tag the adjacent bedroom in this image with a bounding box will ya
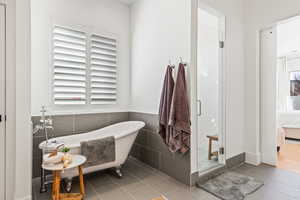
[277,16,300,173]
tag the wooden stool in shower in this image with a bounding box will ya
[207,135,219,160]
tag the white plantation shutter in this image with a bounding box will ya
[52,26,87,105]
[90,34,117,104]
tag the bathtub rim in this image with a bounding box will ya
[39,121,145,150]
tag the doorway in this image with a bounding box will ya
[260,16,300,173]
[276,17,300,173]
[197,6,226,173]
[0,3,6,200]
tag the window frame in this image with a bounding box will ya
[50,23,119,108]
[289,70,300,96]
[284,55,300,112]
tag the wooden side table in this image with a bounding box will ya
[42,155,86,200]
[207,135,219,160]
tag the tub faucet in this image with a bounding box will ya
[33,106,53,144]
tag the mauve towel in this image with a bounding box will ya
[168,63,191,153]
[159,66,175,146]
[81,136,115,168]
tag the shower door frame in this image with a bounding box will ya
[195,2,227,172]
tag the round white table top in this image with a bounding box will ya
[42,154,86,171]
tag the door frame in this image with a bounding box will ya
[0,0,17,199]
[195,2,227,171]
[259,26,278,166]
[0,3,6,200]
[259,15,300,166]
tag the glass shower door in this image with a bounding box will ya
[197,8,225,172]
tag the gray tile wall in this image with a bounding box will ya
[32,112,129,178]
[225,152,245,169]
[32,111,191,185]
[129,112,191,185]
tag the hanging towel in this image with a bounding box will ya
[168,63,191,153]
[159,66,175,146]
[81,136,115,168]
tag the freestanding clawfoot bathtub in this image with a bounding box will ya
[39,121,145,191]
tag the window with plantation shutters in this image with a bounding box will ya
[90,34,117,104]
[53,26,87,105]
[52,25,118,106]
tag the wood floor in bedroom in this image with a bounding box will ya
[277,142,300,174]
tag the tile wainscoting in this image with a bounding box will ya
[129,112,191,185]
[31,112,129,178]
[31,112,191,185]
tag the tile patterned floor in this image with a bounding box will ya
[232,164,300,200]
[33,157,300,200]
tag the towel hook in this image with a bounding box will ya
[169,59,175,69]
[179,57,187,66]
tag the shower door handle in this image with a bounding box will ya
[197,100,202,116]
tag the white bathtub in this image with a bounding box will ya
[40,121,145,179]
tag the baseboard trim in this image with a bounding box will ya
[15,195,32,200]
[245,152,261,166]
[192,153,246,185]
[226,152,245,169]
[195,165,227,185]
[190,171,199,186]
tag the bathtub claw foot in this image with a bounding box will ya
[115,166,123,178]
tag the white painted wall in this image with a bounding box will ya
[118,0,137,5]
[130,0,245,173]
[244,0,300,165]
[31,0,131,116]
[15,0,32,199]
[130,0,191,114]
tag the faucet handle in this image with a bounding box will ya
[45,118,53,125]
[33,124,42,135]
[45,125,54,130]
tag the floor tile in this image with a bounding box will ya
[126,183,162,200]
[98,187,134,200]
[32,157,300,200]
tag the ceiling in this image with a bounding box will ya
[118,0,137,5]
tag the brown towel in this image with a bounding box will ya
[158,66,175,146]
[168,63,191,153]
